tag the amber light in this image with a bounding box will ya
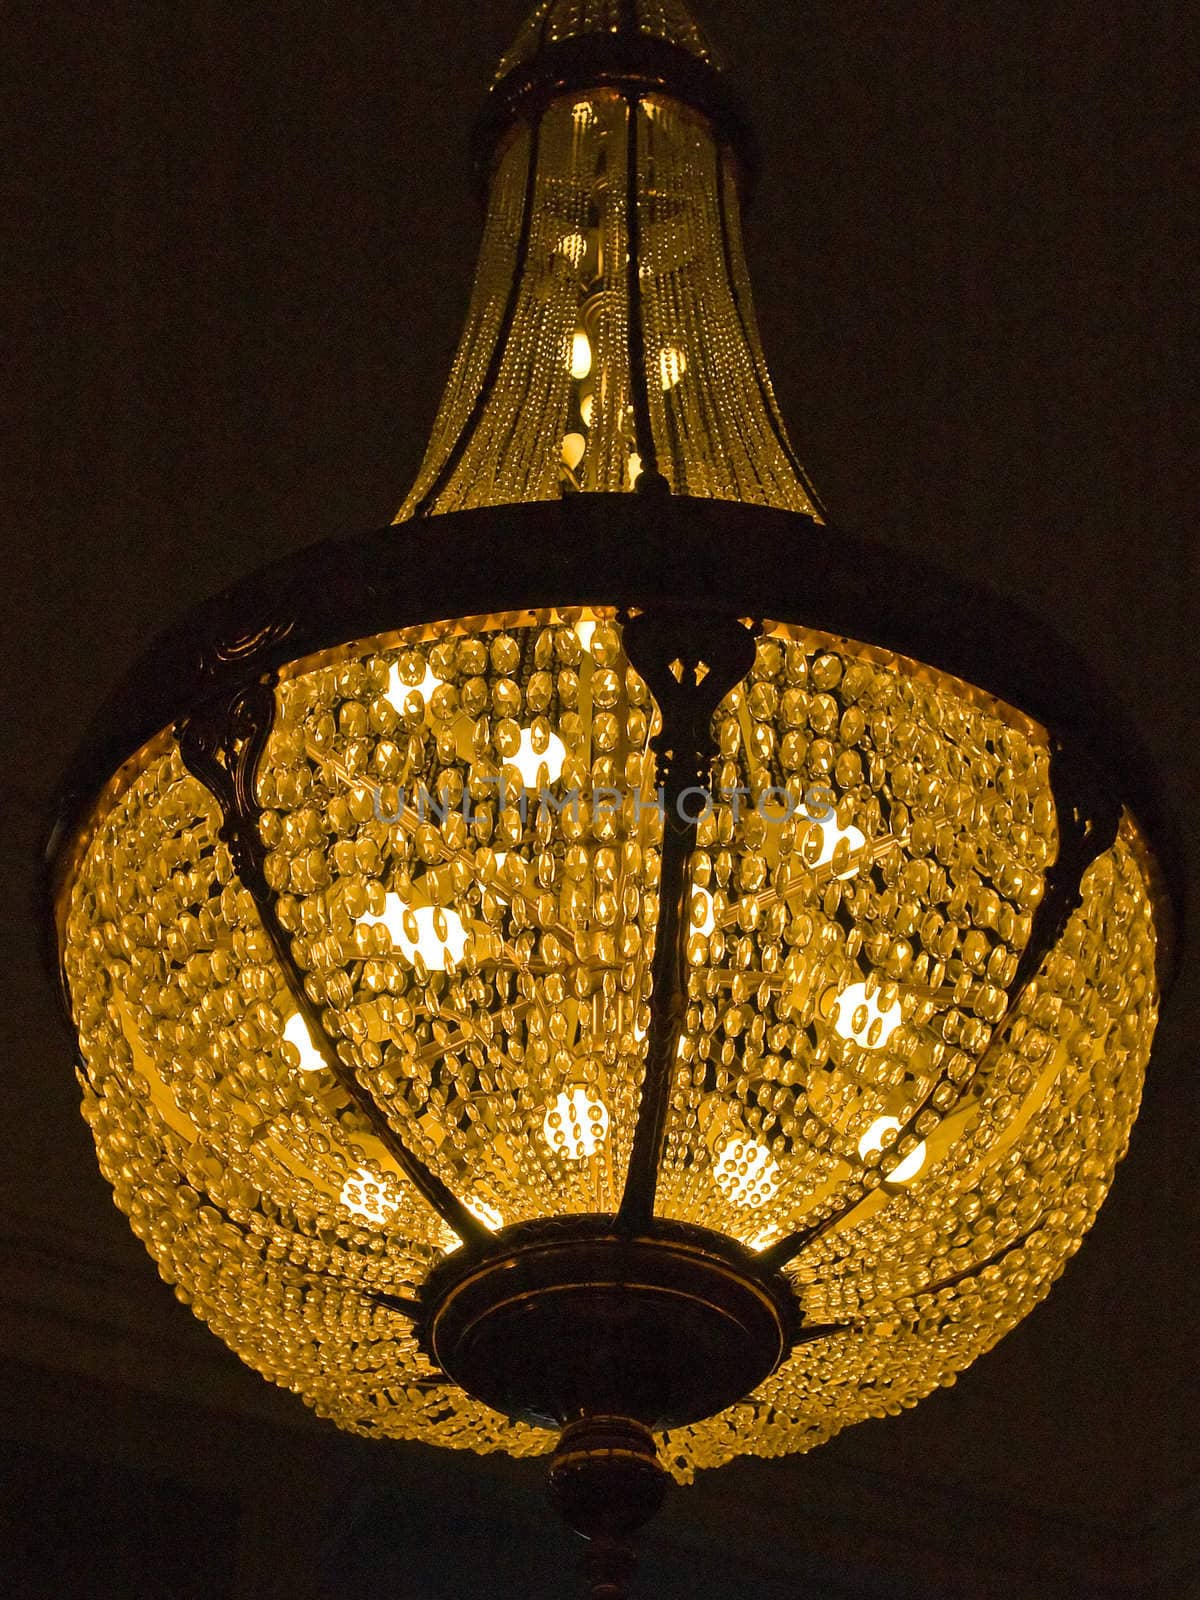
[49,2,1174,1594]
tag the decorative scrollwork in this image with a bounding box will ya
[176,676,277,899]
[210,617,295,667]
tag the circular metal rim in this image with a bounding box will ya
[42,496,1184,990]
[471,34,761,204]
[419,1215,801,1431]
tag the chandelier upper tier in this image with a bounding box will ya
[48,0,1175,1570]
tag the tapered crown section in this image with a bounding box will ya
[396,3,820,521]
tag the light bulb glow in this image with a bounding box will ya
[831,980,903,1049]
[558,231,587,268]
[569,329,592,380]
[747,1225,784,1252]
[562,432,586,471]
[466,1198,504,1230]
[384,659,442,712]
[542,1086,610,1161]
[858,1116,927,1184]
[659,345,687,390]
[283,1012,325,1074]
[691,888,716,938]
[802,815,868,879]
[358,894,468,970]
[510,726,567,789]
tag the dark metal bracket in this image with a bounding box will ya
[43,500,1182,1054]
[615,611,757,1232]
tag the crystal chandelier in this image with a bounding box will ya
[47,2,1176,1593]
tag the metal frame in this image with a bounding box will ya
[44,496,1183,991]
[472,32,761,203]
[420,1214,800,1430]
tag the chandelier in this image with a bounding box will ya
[47,2,1176,1593]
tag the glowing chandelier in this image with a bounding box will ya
[47,3,1177,1594]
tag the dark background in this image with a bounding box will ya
[3,2,1196,1596]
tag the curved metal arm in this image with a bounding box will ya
[758,741,1122,1274]
[177,677,492,1250]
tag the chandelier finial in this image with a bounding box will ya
[548,1418,668,1600]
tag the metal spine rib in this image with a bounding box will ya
[615,793,693,1231]
[759,752,1120,1275]
[615,612,757,1232]
[177,681,491,1249]
[623,94,665,492]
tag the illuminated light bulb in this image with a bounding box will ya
[712,1137,780,1208]
[340,1167,398,1224]
[558,231,587,268]
[466,1198,504,1231]
[282,1012,325,1074]
[659,345,687,390]
[358,894,468,970]
[542,1086,610,1161]
[575,618,597,654]
[858,1116,927,1185]
[857,1116,898,1158]
[384,659,442,712]
[510,726,567,789]
[628,451,643,487]
[562,432,587,472]
[888,1146,927,1183]
[478,849,516,887]
[691,888,716,938]
[580,393,594,429]
[803,815,868,879]
[831,980,903,1050]
[569,329,592,380]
